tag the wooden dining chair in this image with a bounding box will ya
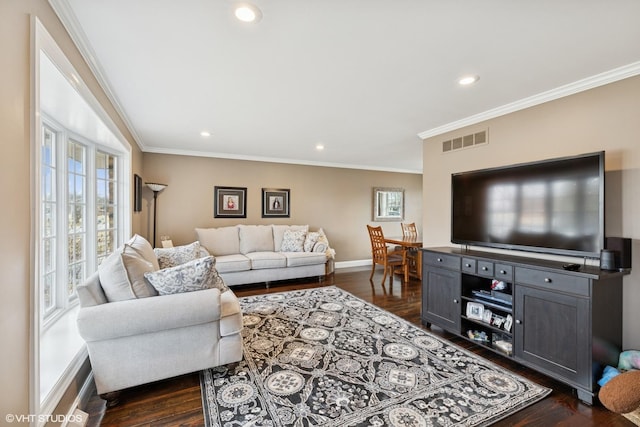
[367,225,407,285]
[401,222,418,238]
[400,222,420,279]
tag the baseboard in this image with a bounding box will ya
[335,259,371,269]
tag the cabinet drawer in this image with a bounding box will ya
[515,267,590,297]
[462,258,476,273]
[477,260,494,277]
[495,263,513,281]
[424,252,460,271]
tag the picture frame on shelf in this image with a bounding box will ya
[262,188,290,218]
[466,302,484,320]
[214,186,247,218]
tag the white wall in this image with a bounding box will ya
[422,75,640,349]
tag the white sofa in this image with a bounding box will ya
[76,235,243,401]
[195,224,334,286]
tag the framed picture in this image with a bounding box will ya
[466,302,484,320]
[214,186,247,218]
[262,188,290,218]
[133,174,142,212]
[372,187,404,221]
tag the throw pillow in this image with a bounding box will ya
[154,241,201,269]
[127,234,160,271]
[144,256,229,295]
[304,231,320,252]
[98,245,158,302]
[273,225,309,251]
[280,229,306,252]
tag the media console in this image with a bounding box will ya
[420,246,627,404]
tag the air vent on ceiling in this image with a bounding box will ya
[442,130,488,153]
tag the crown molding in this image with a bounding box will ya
[418,61,640,140]
[48,0,146,151]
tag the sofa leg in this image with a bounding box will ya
[100,391,121,408]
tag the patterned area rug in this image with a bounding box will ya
[200,286,551,426]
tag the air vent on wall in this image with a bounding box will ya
[442,130,488,153]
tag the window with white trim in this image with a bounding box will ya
[39,120,122,324]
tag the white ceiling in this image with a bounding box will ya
[51,0,640,173]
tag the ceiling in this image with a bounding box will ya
[50,0,640,173]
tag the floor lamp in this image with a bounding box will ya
[146,182,167,248]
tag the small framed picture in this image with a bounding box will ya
[504,314,513,332]
[482,309,493,324]
[466,302,484,320]
[214,186,247,218]
[262,188,290,218]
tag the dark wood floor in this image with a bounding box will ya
[84,268,634,426]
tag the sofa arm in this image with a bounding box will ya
[77,288,223,342]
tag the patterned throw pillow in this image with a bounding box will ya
[154,241,201,269]
[280,229,306,252]
[303,232,320,252]
[144,256,229,295]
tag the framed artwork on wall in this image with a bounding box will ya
[262,188,290,218]
[214,186,247,218]
[372,187,404,221]
[134,174,142,212]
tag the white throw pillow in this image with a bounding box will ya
[280,229,306,252]
[127,234,160,271]
[144,256,229,295]
[98,245,158,302]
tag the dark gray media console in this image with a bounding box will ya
[420,246,627,404]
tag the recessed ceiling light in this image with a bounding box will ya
[200,131,211,137]
[235,3,262,23]
[315,143,325,151]
[458,75,479,86]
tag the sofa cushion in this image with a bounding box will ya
[273,225,309,251]
[196,226,240,256]
[280,229,307,252]
[246,251,287,269]
[98,245,158,302]
[238,225,274,254]
[127,234,160,271]
[154,241,201,269]
[284,251,327,267]
[214,254,252,273]
[144,256,229,295]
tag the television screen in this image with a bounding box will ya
[451,152,604,257]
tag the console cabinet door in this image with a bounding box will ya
[422,267,461,333]
[513,284,591,390]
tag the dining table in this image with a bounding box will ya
[384,235,423,281]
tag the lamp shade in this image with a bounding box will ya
[146,182,167,192]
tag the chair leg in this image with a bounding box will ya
[369,263,376,281]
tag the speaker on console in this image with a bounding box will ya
[604,237,632,271]
[600,250,616,271]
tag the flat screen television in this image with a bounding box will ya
[451,151,605,258]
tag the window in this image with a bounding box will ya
[39,122,122,325]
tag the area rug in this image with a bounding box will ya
[200,286,551,426]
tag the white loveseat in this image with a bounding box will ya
[76,235,243,400]
[195,224,334,286]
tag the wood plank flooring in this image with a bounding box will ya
[83,268,634,426]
